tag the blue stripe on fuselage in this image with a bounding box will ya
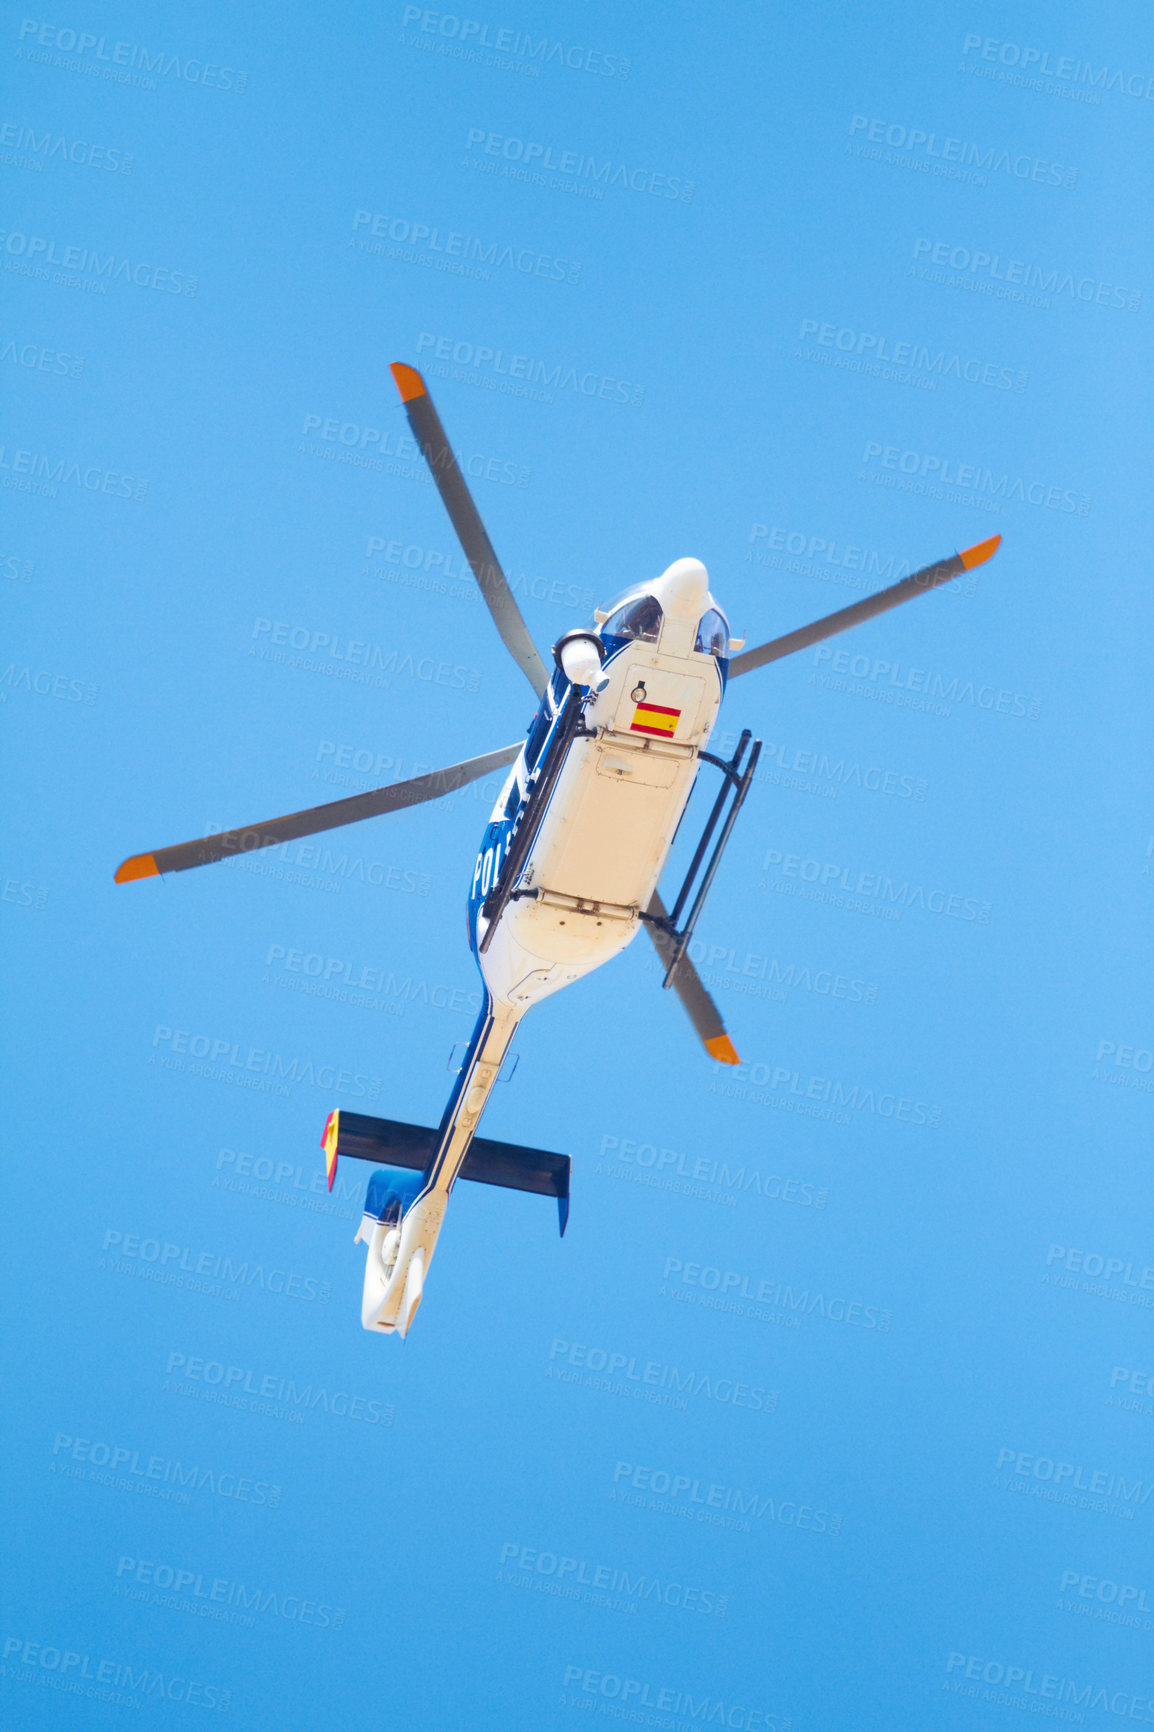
[468,666,569,954]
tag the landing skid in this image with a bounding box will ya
[640,728,762,990]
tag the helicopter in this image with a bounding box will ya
[116,361,1001,1337]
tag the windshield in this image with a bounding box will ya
[601,594,663,643]
[694,608,729,657]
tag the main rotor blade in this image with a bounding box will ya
[729,534,1001,678]
[391,363,549,698]
[643,891,740,1065]
[114,743,522,883]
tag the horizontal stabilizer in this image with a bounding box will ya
[322,1110,570,1235]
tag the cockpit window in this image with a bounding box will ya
[694,608,729,657]
[602,594,663,643]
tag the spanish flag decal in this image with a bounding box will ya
[630,700,681,739]
[322,1110,340,1191]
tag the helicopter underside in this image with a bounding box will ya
[477,647,722,1013]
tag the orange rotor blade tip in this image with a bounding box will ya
[114,852,158,884]
[389,362,427,403]
[705,1033,741,1066]
[959,533,1002,570]
[321,1110,340,1190]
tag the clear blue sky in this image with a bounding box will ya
[4,1,1153,1726]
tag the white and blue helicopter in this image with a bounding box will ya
[117,362,1001,1337]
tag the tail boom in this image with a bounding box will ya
[343,997,525,1333]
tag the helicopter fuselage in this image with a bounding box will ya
[472,624,725,1012]
[356,559,732,1333]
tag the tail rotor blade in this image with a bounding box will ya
[729,535,1001,678]
[114,742,522,882]
[642,891,740,1065]
[391,363,549,698]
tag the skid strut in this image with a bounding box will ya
[640,728,762,990]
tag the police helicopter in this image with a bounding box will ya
[116,362,1000,1338]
